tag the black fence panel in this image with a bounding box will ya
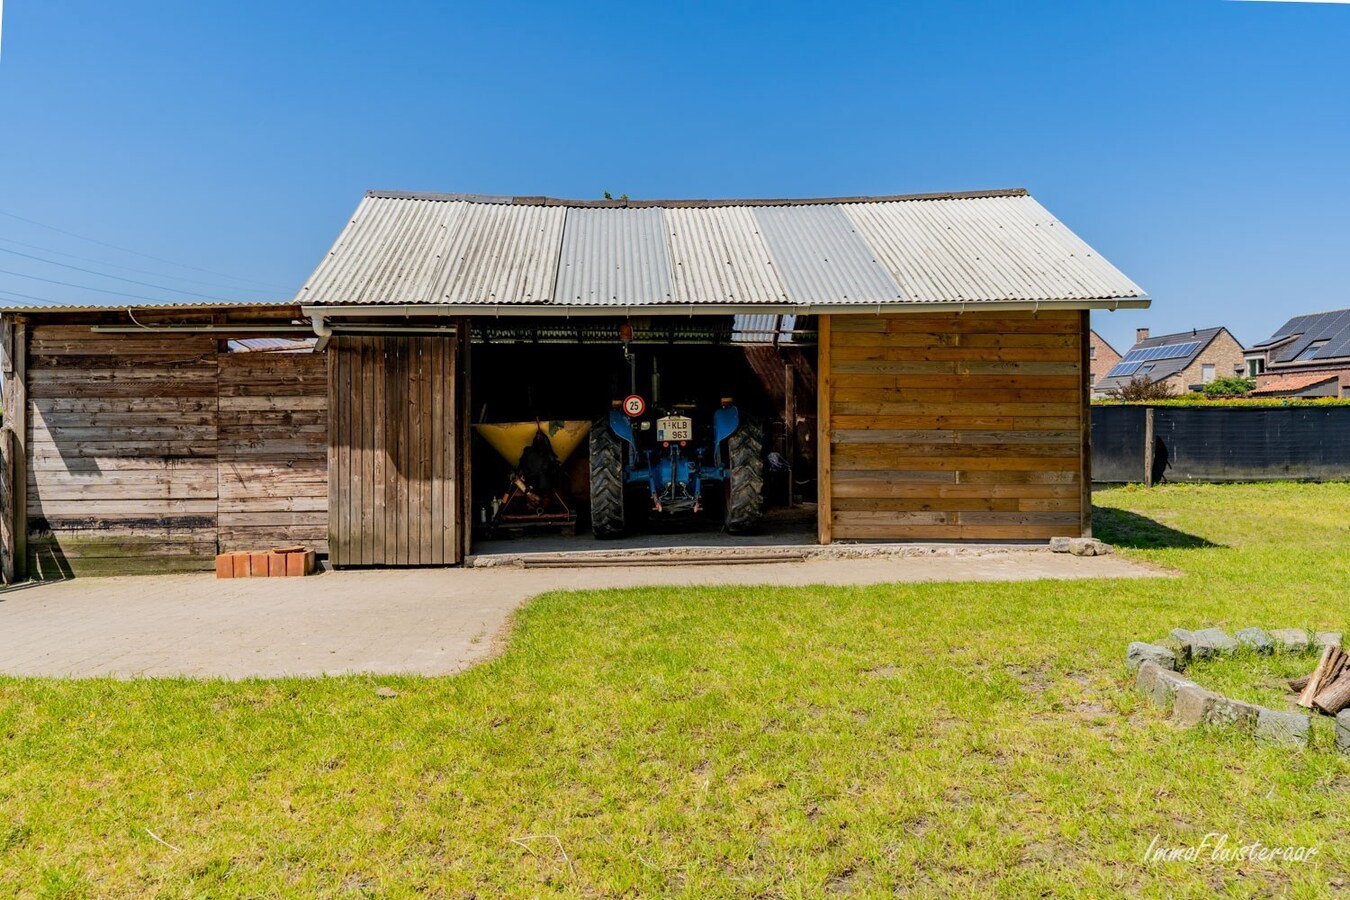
[1090,406,1146,483]
[1092,405,1350,483]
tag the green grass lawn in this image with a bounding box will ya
[2,483,1349,898]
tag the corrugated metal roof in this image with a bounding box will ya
[554,207,674,305]
[752,204,901,303]
[0,187,1149,314]
[664,206,789,304]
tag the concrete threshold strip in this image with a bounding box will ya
[466,540,1072,569]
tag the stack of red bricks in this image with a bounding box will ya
[215,546,317,578]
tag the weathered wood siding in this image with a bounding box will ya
[218,352,329,554]
[23,326,331,576]
[328,335,458,567]
[821,311,1088,541]
[26,326,220,576]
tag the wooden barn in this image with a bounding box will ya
[0,188,1148,579]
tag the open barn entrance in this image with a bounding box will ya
[466,315,818,558]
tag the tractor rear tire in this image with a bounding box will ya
[725,421,764,534]
[589,418,626,539]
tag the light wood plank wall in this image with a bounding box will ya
[24,326,330,576]
[820,311,1089,542]
[26,326,221,576]
[218,352,329,554]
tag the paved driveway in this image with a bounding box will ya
[0,552,1162,679]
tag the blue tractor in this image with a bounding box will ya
[589,400,764,538]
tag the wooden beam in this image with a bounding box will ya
[817,315,832,544]
[1143,406,1156,487]
[1078,311,1092,538]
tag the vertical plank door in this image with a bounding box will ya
[328,335,458,566]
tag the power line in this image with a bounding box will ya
[0,207,293,290]
[0,233,285,294]
[0,265,245,304]
[0,245,250,303]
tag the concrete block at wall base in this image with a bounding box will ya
[1337,710,1350,755]
[1173,684,1221,727]
[1235,627,1274,654]
[1049,537,1072,553]
[1127,642,1178,672]
[1205,696,1260,732]
[1191,627,1238,659]
[1255,708,1311,748]
[1269,629,1310,652]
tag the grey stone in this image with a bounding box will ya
[1127,642,1178,672]
[1255,708,1311,747]
[1151,669,1197,709]
[1173,684,1221,727]
[375,687,399,699]
[1315,632,1343,650]
[1234,627,1274,654]
[1191,627,1238,659]
[1168,628,1196,653]
[1049,536,1071,553]
[1337,710,1350,754]
[1205,696,1260,732]
[1135,660,1163,695]
[1067,538,1098,557]
[1269,628,1310,653]
[1160,637,1192,668]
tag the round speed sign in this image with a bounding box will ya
[622,394,646,417]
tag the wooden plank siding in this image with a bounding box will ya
[22,326,331,577]
[25,326,221,576]
[327,335,458,567]
[217,352,329,554]
[822,311,1088,542]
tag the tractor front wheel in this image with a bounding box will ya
[724,421,764,534]
[589,418,626,539]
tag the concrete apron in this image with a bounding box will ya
[0,551,1166,680]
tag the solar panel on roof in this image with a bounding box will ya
[1120,341,1199,365]
[1107,361,1142,378]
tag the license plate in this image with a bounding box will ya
[656,416,692,442]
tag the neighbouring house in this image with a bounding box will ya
[1088,330,1121,387]
[1093,326,1244,397]
[1245,308,1350,398]
[0,187,1148,579]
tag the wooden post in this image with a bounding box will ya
[1078,311,1092,537]
[816,315,832,545]
[1143,406,1156,487]
[0,317,27,580]
[783,361,796,508]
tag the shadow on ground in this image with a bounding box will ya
[1092,506,1222,550]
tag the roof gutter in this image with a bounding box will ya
[302,297,1150,321]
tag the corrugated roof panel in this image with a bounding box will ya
[846,195,1145,303]
[297,195,468,305]
[436,202,564,304]
[555,207,675,305]
[664,206,789,304]
[752,204,901,304]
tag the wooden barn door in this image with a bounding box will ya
[328,335,458,566]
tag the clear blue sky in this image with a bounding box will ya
[1,1,1346,353]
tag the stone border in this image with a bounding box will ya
[1125,627,1347,751]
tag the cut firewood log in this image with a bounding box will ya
[1289,674,1312,692]
[1298,644,1342,708]
[1313,670,1350,715]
